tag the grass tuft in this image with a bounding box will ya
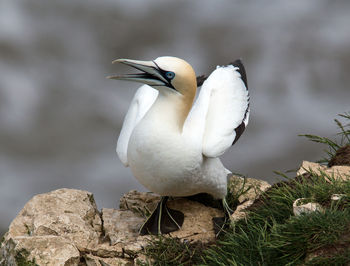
[141,113,350,265]
[299,112,350,164]
[204,173,350,265]
[141,173,350,265]
[137,236,213,266]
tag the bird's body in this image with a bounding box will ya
[109,56,249,234]
[127,97,228,198]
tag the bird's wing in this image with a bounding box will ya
[116,84,158,166]
[184,60,250,158]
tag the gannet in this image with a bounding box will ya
[108,56,250,235]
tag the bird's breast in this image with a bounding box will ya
[126,119,203,196]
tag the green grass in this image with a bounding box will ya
[300,112,350,164]
[137,236,212,265]
[139,173,350,266]
[203,173,350,265]
[140,113,350,265]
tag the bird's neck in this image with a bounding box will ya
[146,89,195,133]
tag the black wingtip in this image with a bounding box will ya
[232,122,246,145]
[196,75,208,87]
[230,59,248,89]
[197,59,248,88]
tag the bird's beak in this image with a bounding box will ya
[107,59,167,86]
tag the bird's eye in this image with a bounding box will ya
[165,71,175,80]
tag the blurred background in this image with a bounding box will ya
[1,0,350,234]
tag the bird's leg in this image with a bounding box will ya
[139,196,184,235]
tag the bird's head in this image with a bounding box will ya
[108,56,197,99]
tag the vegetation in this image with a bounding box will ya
[138,113,350,265]
[139,173,350,265]
[15,249,37,266]
[204,173,350,265]
[300,112,350,165]
[137,237,211,265]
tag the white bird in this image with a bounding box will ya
[108,56,250,235]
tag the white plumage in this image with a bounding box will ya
[113,57,250,200]
[185,65,249,158]
[116,85,158,167]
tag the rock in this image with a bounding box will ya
[0,189,104,265]
[119,190,160,214]
[7,188,102,252]
[228,175,271,221]
[167,198,223,242]
[293,198,323,216]
[83,254,132,266]
[1,235,80,266]
[105,191,223,244]
[101,208,145,246]
[134,253,153,265]
[331,194,346,201]
[297,161,350,181]
[0,188,226,265]
[231,201,254,221]
[98,208,150,258]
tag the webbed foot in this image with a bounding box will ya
[139,196,184,235]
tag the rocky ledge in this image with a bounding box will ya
[2,161,350,265]
[0,175,270,265]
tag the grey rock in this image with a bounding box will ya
[0,188,229,265]
[293,198,323,216]
[297,160,350,181]
[228,175,271,221]
[1,235,80,266]
[7,188,102,252]
[331,194,346,201]
[83,254,132,266]
[105,191,223,245]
